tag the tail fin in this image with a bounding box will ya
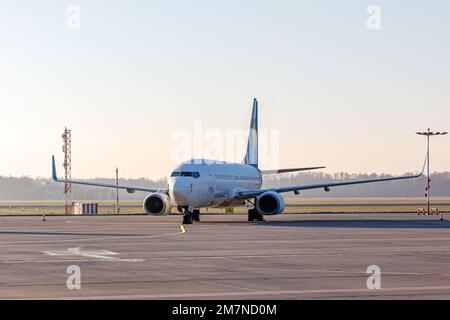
[243,98,258,168]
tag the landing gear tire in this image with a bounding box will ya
[248,209,255,221]
[183,213,193,225]
[192,209,200,222]
[256,211,265,222]
[248,209,265,222]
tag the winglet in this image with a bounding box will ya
[52,155,58,181]
[261,166,326,175]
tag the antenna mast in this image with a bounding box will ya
[62,127,72,215]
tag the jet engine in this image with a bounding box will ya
[143,193,172,216]
[255,191,285,215]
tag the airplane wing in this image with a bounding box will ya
[260,166,326,175]
[51,156,168,194]
[236,161,426,199]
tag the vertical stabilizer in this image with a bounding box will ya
[243,98,258,168]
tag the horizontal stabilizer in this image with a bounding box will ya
[261,166,326,175]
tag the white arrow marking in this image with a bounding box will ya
[42,247,144,262]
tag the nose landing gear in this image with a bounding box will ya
[182,212,193,225]
[182,207,201,225]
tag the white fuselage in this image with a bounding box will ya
[168,159,262,209]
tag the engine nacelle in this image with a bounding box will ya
[143,193,172,216]
[256,191,285,215]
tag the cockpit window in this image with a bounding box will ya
[171,171,200,178]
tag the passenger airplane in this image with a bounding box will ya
[52,99,424,224]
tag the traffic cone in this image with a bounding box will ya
[42,213,46,221]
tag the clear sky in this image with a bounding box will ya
[1,1,449,179]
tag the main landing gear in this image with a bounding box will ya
[181,205,264,224]
[182,208,200,225]
[248,208,265,222]
[247,198,265,222]
[192,209,200,222]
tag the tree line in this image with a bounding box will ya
[0,172,449,200]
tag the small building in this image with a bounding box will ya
[72,202,98,215]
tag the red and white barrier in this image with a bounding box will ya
[72,203,98,215]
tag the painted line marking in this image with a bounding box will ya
[0,258,112,264]
[64,221,179,225]
[0,224,186,245]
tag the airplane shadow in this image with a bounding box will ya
[259,219,450,229]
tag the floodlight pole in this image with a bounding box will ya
[62,127,72,215]
[416,128,448,215]
[116,167,120,214]
[426,130,430,215]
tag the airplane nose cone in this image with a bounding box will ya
[171,179,191,206]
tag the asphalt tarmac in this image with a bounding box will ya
[1,213,450,299]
